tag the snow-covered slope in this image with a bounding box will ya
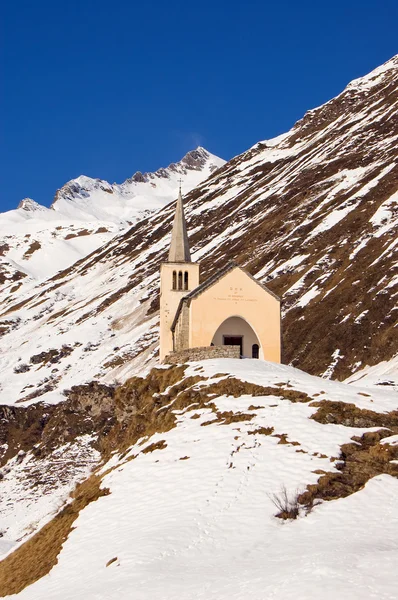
[1,359,397,599]
[0,148,224,286]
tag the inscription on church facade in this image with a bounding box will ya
[214,287,258,302]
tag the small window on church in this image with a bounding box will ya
[252,344,259,359]
[172,271,177,290]
[178,271,183,290]
[184,271,188,290]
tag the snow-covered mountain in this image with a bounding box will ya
[0,55,398,599]
[51,147,224,223]
[0,55,396,412]
[0,147,224,284]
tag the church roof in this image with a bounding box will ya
[171,261,280,332]
[168,187,191,263]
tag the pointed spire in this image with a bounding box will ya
[168,183,191,262]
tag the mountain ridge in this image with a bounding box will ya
[0,147,225,285]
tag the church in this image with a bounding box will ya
[160,188,281,363]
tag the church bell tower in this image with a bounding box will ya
[159,186,200,361]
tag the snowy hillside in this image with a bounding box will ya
[0,55,396,411]
[0,148,224,285]
[1,359,397,598]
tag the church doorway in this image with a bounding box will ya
[223,335,243,356]
[211,316,261,359]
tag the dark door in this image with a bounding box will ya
[223,336,243,356]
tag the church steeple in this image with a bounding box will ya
[168,185,191,263]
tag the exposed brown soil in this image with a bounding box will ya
[23,241,41,258]
[29,345,74,366]
[64,229,91,240]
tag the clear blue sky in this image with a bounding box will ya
[1,0,397,211]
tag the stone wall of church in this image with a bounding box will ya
[164,345,241,364]
[173,302,190,351]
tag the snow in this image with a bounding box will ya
[345,354,398,388]
[381,434,398,446]
[0,436,100,555]
[0,55,397,597]
[0,53,396,420]
[256,254,309,280]
[6,359,398,600]
[295,286,320,308]
[354,310,369,324]
[322,349,342,379]
[370,189,398,237]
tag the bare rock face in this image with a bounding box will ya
[180,147,217,171]
[130,171,146,183]
[16,199,44,212]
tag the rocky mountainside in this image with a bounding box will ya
[0,147,224,285]
[0,56,397,411]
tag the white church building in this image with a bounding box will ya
[160,188,281,363]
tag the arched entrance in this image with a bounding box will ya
[211,316,261,359]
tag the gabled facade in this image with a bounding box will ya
[160,189,281,363]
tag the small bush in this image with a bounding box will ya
[269,485,301,520]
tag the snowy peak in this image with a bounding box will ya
[129,147,223,184]
[16,198,45,212]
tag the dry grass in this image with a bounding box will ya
[310,400,398,428]
[202,378,312,403]
[0,475,109,597]
[299,429,398,507]
[269,485,301,520]
[141,440,167,454]
[248,426,274,436]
